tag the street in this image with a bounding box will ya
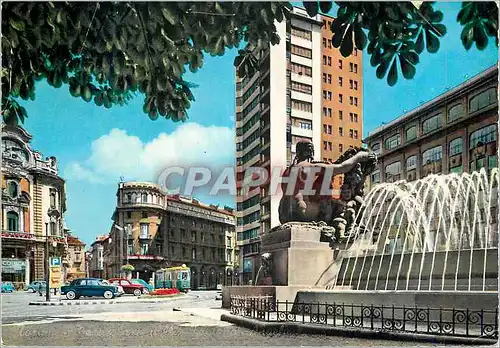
[1,290,440,346]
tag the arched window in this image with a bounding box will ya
[469,88,497,113]
[371,143,381,155]
[7,181,18,198]
[406,155,417,170]
[422,113,443,134]
[142,193,147,203]
[126,193,132,203]
[469,124,497,149]
[385,161,401,182]
[7,211,19,231]
[449,138,463,156]
[448,104,464,122]
[422,146,443,164]
[405,126,417,142]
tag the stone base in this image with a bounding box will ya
[294,290,498,312]
[261,223,337,287]
[222,285,316,309]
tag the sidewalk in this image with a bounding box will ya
[29,294,185,306]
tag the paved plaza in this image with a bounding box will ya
[1,291,442,346]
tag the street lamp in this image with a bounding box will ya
[44,223,49,301]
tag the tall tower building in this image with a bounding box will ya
[320,15,363,196]
[234,8,363,283]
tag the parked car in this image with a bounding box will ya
[1,281,15,293]
[129,278,154,293]
[25,281,46,293]
[108,278,148,296]
[98,279,124,296]
[61,278,120,300]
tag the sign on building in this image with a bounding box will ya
[2,260,26,274]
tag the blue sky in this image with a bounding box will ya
[20,2,497,246]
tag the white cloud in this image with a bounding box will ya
[65,123,235,184]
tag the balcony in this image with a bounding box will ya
[291,126,313,139]
[1,231,35,241]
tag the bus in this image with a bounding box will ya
[155,265,190,292]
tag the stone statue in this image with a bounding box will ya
[278,140,377,242]
[260,252,272,278]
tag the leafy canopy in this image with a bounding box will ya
[2,2,497,124]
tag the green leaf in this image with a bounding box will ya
[387,59,398,86]
[376,61,389,79]
[415,30,425,53]
[354,24,367,50]
[9,18,25,31]
[161,7,177,25]
[319,2,332,14]
[425,30,440,53]
[82,85,92,102]
[473,24,489,50]
[461,23,474,50]
[400,56,416,79]
[303,2,319,17]
[339,25,354,57]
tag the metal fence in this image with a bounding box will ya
[229,296,498,339]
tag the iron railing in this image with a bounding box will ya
[229,296,498,339]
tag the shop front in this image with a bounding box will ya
[2,258,28,289]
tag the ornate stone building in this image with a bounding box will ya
[1,124,67,288]
[106,182,237,289]
[63,232,86,282]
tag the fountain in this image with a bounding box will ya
[296,168,499,311]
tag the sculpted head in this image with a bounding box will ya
[296,140,314,162]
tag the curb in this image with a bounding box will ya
[29,296,185,306]
[220,314,498,346]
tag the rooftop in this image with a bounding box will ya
[167,194,235,217]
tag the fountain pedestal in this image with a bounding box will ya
[261,223,336,287]
[222,223,338,308]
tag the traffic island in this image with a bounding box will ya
[29,293,185,306]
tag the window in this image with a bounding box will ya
[328,74,332,84]
[350,63,353,72]
[354,130,358,139]
[323,124,327,134]
[125,223,133,237]
[406,155,417,170]
[450,166,463,174]
[350,96,354,105]
[385,162,401,182]
[354,113,358,122]
[322,38,327,47]
[291,81,312,94]
[354,97,358,106]
[49,190,56,207]
[327,91,332,100]
[328,142,332,151]
[422,113,443,134]
[338,77,343,86]
[126,211,132,219]
[323,107,327,117]
[328,125,332,134]
[354,48,358,56]
[448,104,464,122]
[385,134,401,150]
[128,244,133,256]
[349,79,353,89]
[339,127,343,136]
[327,57,331,66]
[291,26,312,40]
[7,182,18,198]
[489,155,497,169]
[338,94,343,103]
[140,243,148,255]
[349,129,354,138]
[292,100,312,112]
[126,193,132,203]
[140,223,149,238]
[354,81,358,90]
[327,39,332,48]
[371,171,380,184]
[406,125,417,141]
[299,122,312,130]
[50,222,57,236]
[422,146,443,165]
[7,211,19,231]
[469,124,497,149]
[323,141,327,150]
[469,88,496,113]
[328,108,332,117]
[339,144,343,153]
[372,143,381,155]
[449,138,463,156]
[322,55,327,65]
[339,111,343,120]
[142,193,147,203]
[290,62,312,76]
[291,45,312,58]
[322,73,327,83]
[354,64,358,73]
[338,60,343,69]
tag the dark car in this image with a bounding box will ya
[61,278,120,300]
[108,278,147,296]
